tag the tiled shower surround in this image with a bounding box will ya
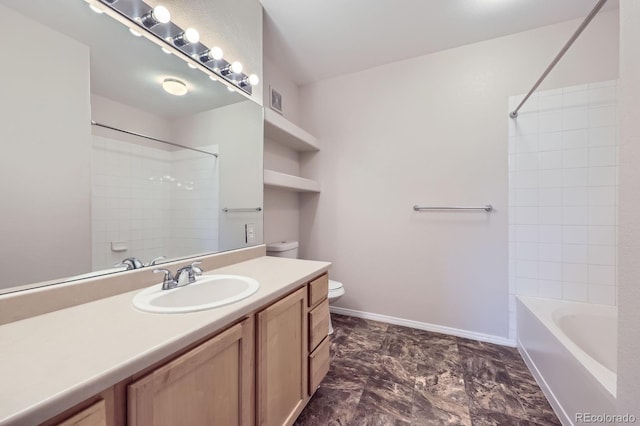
[508,80,618,338]
[91,136,219,270]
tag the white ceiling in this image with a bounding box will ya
[262,0,619,85]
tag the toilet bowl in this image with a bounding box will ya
[266,241,345,335]
[327,279,344,334]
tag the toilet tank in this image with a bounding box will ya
[266,241,299,259]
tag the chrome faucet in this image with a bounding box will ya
[116,256,166,270]
[154,261,203,290]
[116,257,144,270]
[175,261,203,286]
[154,268,178,290]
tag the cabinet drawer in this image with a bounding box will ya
[309,337,330,394]
[309,299,329,352]
[308,274,328,308]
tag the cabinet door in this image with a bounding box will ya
[128,318,254,426]
[56,400,107,426]
[257,287,308,426]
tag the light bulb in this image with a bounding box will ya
[211,47,224,60]
[186,28,199,43]
[209,75,218,82]
[188,62,197,69]
[161,47,172,55]
[129,28,142,37]
[140,5,171,28]
[248,74,259,86]
[231,61,243,74]
[162,78,188,96]
[172,28,199,46]
[227,86,235,92]
[200,46,224,62]
[152,6,170,23]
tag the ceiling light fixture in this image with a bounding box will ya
[221,61,243,76]
[231,61,243,74]
[97,0,259,95]
[199,46,224,63]
[162,78,188,96]
[239,74,260,88]
[172,28,199,46]
[140,5,170,28]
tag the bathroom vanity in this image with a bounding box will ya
[0,252,331,426]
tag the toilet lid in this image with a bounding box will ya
[329,280,343,291]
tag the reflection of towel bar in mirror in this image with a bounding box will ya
[222,207,262,213]
[91,121,219,158]
[413,205,493,212]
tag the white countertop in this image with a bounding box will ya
[0,256,330,425]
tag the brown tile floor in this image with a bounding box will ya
[295,314,560,426]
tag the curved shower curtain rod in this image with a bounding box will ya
[509,0,609,119]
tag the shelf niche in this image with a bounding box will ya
[264,169,320,193]
[264,109,319,152]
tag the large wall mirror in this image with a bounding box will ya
[0,0,264,294]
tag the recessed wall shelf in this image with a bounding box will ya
[264,169,320,193]
[264,109,319,152]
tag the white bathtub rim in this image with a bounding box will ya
[517,296,617,398]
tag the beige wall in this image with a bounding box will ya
[263,57,302,126]
[262,54,304,246]
[299,11,619,339]
[263,138,300,244]
[617,0,640,417]
[0,5,92,289]
[171,101,264,251]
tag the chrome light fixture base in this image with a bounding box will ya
[98,0,254,95]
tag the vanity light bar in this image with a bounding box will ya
[97,0,257,95]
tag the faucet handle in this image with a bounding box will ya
[154,268,177,290]
[190,261,203,276]
[148,256,166,266]
[114,262,133,270]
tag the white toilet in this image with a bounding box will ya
[266,241,345,334]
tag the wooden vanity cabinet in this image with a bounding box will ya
[256,273,331,426]
[54,400,107,426]
[41,272,331,426]
[257,287,308,426]
[128,317,254,426]
[307,274,330,395]
[42,387,118,426]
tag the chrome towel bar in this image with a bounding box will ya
[222,207,262,212]
[413,205,493,212]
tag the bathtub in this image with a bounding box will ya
[517,296,617,425]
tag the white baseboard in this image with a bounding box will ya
[330,306,516,347]
[517,337,572,426]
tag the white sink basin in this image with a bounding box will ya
[132,275,260,314]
